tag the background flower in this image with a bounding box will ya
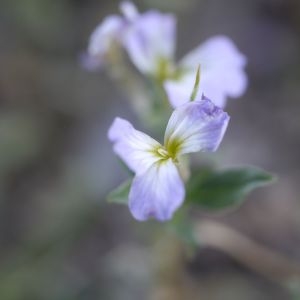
[86,2,247,108]
[165,35,247,108]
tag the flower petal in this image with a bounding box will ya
[120,1,139,21]
[179,35,247,107]
[108,117,162,174]
[124,11,176,74]
[164,71,197,108]
[181,35,246,68]
[79,52,103,71]
[164,97,230,155]
[129,158,185,221]
[88,15,124,64]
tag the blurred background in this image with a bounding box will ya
[0,0,300,299]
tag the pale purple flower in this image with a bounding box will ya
[124,10,176,75]
[87,2,247,107]
[164,36,247,108]
[108,96,230,221]
[87,1,176,75]
[86,2,138,68]
[126,19,247,108]
[87,15,125,68]
[86,1,174,70]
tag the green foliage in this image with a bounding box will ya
[186,166,276,210]
[107,179,132,204]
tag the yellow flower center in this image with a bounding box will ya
[153,137,182,164]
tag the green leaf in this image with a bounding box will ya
[186,166,276,210]
[107,179,132,204]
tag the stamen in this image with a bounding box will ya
[157,147,169,158]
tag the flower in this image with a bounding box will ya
[125,16,247,108]
[84,15,124,69]
[85,1,174,70]
[86,1,247,107]
[164,36,247,108]
[85,1,138,69]
[108,96,230,221]
[123,7,176,77]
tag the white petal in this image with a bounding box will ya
[129,158,185,221]
[181,35,246,68]
[179,35,247,107]
[124,11,176,74]
[164,71,197,108]
[88,15,124,59]
[164,97,230,155]
[108,117,162,174]
[120,1,139,21]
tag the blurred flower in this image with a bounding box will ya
[86,2,247,107]
[86,1,173,71]
[108,96,229,221]
[127,19,247,107]
[86,1,174,72]
[123,6,176,77]
[84,1,139,69]
[164,36,247,108]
